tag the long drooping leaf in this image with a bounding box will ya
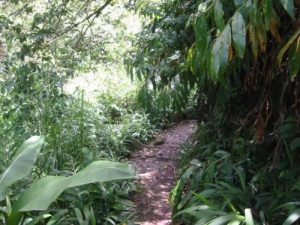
[263,0,273,29]
[278,28,300,65]
[195,16,209,70]
[210,24,231,80]
[283,209,300,225]
[174,205,226,219]
[214,0,225,31]
[248,23,258,59]
[289,43,300,80]
[0,136,44,201]
[279,0,295,19]
[231,12,246,58]
[208,214,244,225]
[13,161,135,211]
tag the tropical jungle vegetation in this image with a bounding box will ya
[0,0,299,224]
[130,0,300,224]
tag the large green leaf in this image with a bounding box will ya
[210,24,231,80]
[279,0,295,19]
[231,12,246,58]
[214,0,225,31]
[0,136,44,201]
[195,16,209,70]
[13,161,135,211]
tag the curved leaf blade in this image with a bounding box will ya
[214,0,225,31]
[245,208,254,225]
[14,161,135,211]
[210,25,231,80]
[208,214,243,225]
[278,28,300,65]
[279,0,295,19]
[231,12,246,58]
[195,16,209,71]
[283,209,300,225]
[0,136,44,201]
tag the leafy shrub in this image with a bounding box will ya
[0,136,135,225]
[172,116,300,225]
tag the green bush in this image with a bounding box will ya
[0,83,155,225]
[172,117,300,225]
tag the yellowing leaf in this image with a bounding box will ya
[249,23,258,59]
[270,20,282,43]
[256,24,267,52]
[278,28,300,65]
[289,42,300,80]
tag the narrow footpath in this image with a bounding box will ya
[130,120,197,225]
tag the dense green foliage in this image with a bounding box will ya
[0,136,135,225]
[131,0,300,224]
[0,1,156,224]
[1,0,300,224]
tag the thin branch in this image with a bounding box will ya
[74,13,98,49]
[58,0,113,36]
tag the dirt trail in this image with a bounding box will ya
[130,120,197,225]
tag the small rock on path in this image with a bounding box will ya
[130,120,197,225]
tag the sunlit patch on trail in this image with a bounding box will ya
[131,121,197,225]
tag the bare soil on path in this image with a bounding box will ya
[130,120,197,225]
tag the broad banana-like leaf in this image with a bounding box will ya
[14,161,135,211]
[0,136,44,201]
